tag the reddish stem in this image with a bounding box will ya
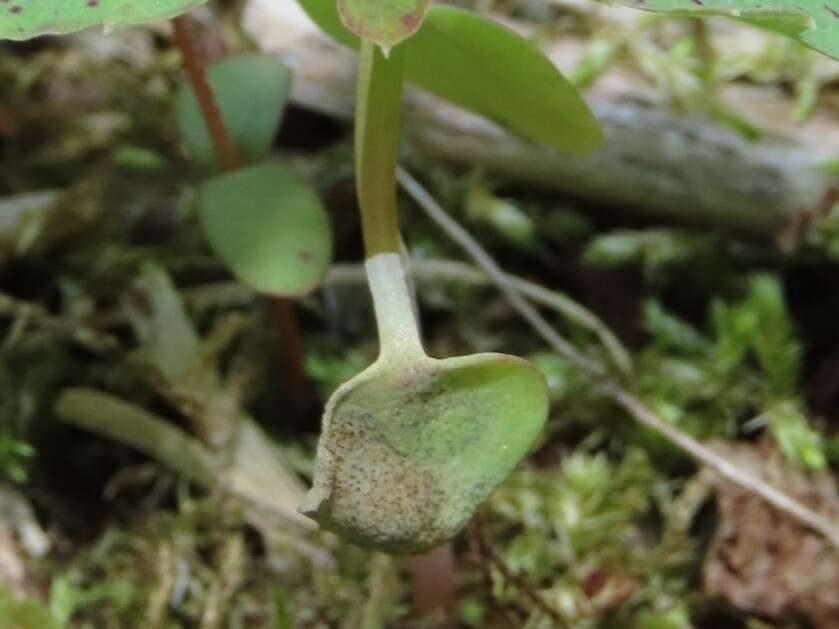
[172,15,240,172]
[271,296,308,416]
[0,108,16,137]
[410,543,458,628]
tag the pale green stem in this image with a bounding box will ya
[355,40,405,257]
[355,40,424,362]
[366,253,424,361]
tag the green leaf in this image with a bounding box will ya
[198,162,332,297]
[174,54,292,171]
[303,352,548,552]
[338,0,429,51]
[615,0,839,61]
[0,0,205,41]
[298,0,603,153]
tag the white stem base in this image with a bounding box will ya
[365,252,425,363]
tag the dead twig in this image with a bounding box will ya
[469,517,568,627]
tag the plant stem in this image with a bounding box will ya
[172,15,240,172]
[271,296,308,415]
[354,40,425,360]
[355,40,405,257]
[366,252,425,362]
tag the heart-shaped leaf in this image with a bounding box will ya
[298,0,603,154]
[0,0,205,41]
[175,54,293,171]
[198,162,332,296]
[338,0,429,52]
[615,0,839,61]
[302,352,548,552]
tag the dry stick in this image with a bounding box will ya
[469,518,568,627]
[606,386,839,549]
[397,167,839,551]
[172,14,308,413]
[397,170,602,377]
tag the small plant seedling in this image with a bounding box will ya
[301,32,550,552]
[0,0,596,553]
[174,53,332,297]
[0,0,333,300]
[171,22,326,414]
[298,0,612,553]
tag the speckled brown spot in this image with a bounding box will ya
[9,5,22,14]
[313,408,444,551]
[400,11,420,31]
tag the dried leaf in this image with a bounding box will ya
[702,440,839,628]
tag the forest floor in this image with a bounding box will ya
[1,0,838,627]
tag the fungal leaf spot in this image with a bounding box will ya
[302,353,548,553]
[337,0,430,51]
